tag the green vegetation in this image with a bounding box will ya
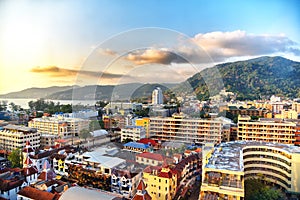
[185,56,300,100]
[122,138,133,143]
[79,129,91,141]
[0,100,8,111]
[8,148,22,168]
[134,107,150,117]
[28,98,72,114]
[245,178,283,200]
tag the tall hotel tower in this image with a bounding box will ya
[152,87,163,105]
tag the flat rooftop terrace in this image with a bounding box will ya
[205,141,300,171]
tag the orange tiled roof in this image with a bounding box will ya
[0,178,24,192]
[18,186,57,200]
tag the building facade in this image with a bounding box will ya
[143,166,177,200]
[238,115,300,145]
[0,125,40,151]
[28,116,89,139]
[150,115,222,145]
[152,87,163,105]
[200,141,300,200]
[120,126,146,142]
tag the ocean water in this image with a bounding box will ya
[0,98,97,109]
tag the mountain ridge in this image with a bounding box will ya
[1,56,299,101]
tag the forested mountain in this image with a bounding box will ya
[1,56,299,101]
[186,56,300,100]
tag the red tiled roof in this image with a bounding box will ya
[138,138,157,146]
[0,178,24,192]
[143,165,162,173]
[137,180,146,190]
[24,157,33,165]
[136,152,164,161]
[22,147,34,153]
[18,186,56,200]
[132,193,152,200]
[23,166,38,176]
[132,180,152,200]
[50,153,66,160]
[38,169,56,181]
[158,171,173,178]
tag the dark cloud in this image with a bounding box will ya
[125,49,186,65]
[30,66,127,79]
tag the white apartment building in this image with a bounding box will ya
[28,116,89,138]
[152,87,163,105]
[120,126,146,142]
[0,125,40,151]
[149,114,222,145]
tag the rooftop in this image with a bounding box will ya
[123,142,149,149]
[136,152,165,161]
[205,141,300,171]
[59,186,122,200]
[18,186,58,200]
[2,124,37,133]
[82,151,125,168]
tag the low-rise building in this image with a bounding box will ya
[150,114,222,145]
[28,116,89,139]
[123,142,150,153]
[136,152,165,166]
[111,163,143,198]
[238,115,300,146]
[143,166,177,200]
[0,125,40,151]
[120,126,146,142]
[17,186,60,200]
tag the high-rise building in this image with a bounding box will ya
[149,114,222,145]
[0,125,40,151]
[238,115,300,146]
[152,87,163,105]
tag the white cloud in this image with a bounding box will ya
[192,30,300,62]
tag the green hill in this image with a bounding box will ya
[186,56,300,100]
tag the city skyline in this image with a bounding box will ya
[0,0,300,95]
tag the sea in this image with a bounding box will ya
[0,98,97,109]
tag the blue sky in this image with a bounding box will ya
[0,0,299,94]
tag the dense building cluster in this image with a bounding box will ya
[0,92,300,200]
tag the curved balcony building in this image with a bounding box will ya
[200,141,300,200]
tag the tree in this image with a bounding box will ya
[89,120,102,132]
[8,148,22,168]
[245,178,283,200]
[79,129,91,142]
[9,102,21,112]
[122,138,133,143]
[0,100,8,111]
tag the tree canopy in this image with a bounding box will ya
[245,178,283,200]
[8,148,22,168]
